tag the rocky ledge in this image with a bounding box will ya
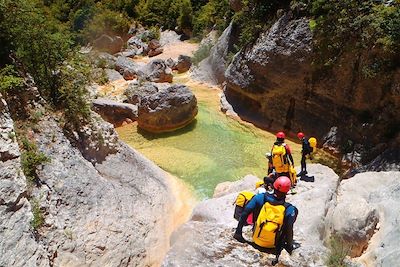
[163,164,400,267]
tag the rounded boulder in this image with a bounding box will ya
[138,84,197,133]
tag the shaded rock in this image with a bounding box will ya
[122,69,137,80]
[325,171,400,266]
[92,98,138,126]
[163,164,339,266]
[148,47,164,57]
[93,34,124,54]
[175,55,192,73]
[141,59,173,83]
[124,82,159,105]
[138,84,198,133]
[148,39,161,50]
[116,49,137,58]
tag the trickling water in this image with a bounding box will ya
[117,74,302,199]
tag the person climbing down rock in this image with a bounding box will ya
[297,132,316,177]
[233,176,298,266]
[271,132,294,177]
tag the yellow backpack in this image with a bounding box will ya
[309,137,317,153]
[253,202,286,248]
[271,144,289,173]
[234,191,255,221]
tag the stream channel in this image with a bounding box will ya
[116,73,302,199]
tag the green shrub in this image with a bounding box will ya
[325,235,351,267]
[82,5,131,41]
[21,138,50,185]
[192,43,213,66]
[31,198,44,230]
[0,65,24,95]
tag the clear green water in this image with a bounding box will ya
[117,75,301,199]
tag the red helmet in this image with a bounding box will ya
[276,131,286,139]
[273,176,291,193]
[297,132,305,139]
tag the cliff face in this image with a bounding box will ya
[0,84,180,266]
[224,12,400,168]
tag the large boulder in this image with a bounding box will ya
[137,84,198,133]
[93,34,124,54]
[141,59,173,83]
[115,56,145,81]
[324,171,400,266]
[124,82,159,105]
[92,98,138,126]
[163,164,340,266]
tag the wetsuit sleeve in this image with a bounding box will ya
[285,145,294,165]
[235,194,263,235]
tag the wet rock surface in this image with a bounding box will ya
[137,84,198,133]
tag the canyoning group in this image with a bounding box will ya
[233,131,317,265]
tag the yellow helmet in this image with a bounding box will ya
[255,180,264,189]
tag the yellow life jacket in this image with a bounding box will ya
[253,202,286,248]
[309,137,317,153]
[271,144,289,173]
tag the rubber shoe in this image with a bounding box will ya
[233,232,246,243]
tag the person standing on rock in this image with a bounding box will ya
[233,176,298,265]
[297,132,312,177]
[270,132,294,177]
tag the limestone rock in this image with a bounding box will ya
[91,98,138,126]
[94,52,117,69]
[93,34,124,54]
[0,94,49,267]
[160,30,181,46]
[175,55,192,73]
[223,12,399,168]
[191,22,238,85]
[137,84,198,133]
[325,171,400,266]
[29,114,176,267]
[127,36,149,55]
[124,82,159,105]
[213,174,260,198]
[115,56,143,79]
[141,59,173,83]
[104,68,123,81]
[163,164,339,266]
